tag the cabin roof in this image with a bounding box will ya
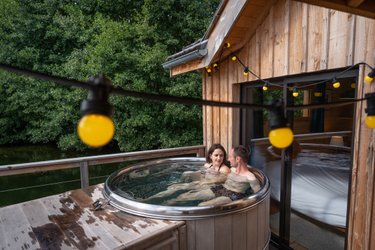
[163,0,375,76]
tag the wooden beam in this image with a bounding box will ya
[201,0,248,68]
[295,0,375,19]
[171,0,251,76]
[170,58,202,76]
[214,0,277,65]
[347,0,365,8]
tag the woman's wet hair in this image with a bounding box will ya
[206,144,228,166]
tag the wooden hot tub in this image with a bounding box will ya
[103,157,271,250]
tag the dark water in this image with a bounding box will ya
[109,161,254,207]
[0,144,124,206]
[110,162,207,206]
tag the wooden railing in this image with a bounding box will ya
[250,131,352,145]
[0,145,206,188]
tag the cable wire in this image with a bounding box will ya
[0,62,373,111]
[0,175,110,193]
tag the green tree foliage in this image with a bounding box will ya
[0,0,220,151]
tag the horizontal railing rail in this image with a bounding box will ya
[0,145,206,188]
[250,131,352,145]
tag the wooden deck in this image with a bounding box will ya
[0,183,271,250]
[0,184,185,250]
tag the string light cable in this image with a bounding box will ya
[215,44,374,91]
[0,62,374,149]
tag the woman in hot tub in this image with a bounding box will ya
[181,143,231,183]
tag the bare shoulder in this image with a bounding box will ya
[245,170,257,181]
[219,165,231,174]
[204,163,211,168]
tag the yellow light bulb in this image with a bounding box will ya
[333,81,340,88]
[292,92,299,97]
[78,114,115,147]
[243,71,249,76]
[268,127,294,149]
[207,68,212,73]
[314,92,322,97]
[365,116,375,128]
[365,75,374,84]
[350,83,356,89]
[225,42,231,48]
[231,56,237,61]
[263,86,268,91]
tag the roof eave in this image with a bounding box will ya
[162,48,208,70]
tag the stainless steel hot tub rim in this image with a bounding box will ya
[103,157,270,220]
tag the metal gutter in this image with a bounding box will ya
[162,45,208,69]
[162,0,228,70]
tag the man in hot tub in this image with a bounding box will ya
[198,145,261,206]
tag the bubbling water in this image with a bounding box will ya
[104,158,270,220]
[109,161,252,206]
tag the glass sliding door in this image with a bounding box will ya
[241,68,358,249]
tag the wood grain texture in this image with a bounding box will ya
[290,2,308,73]
[231,211,247,250]
[328,10,356,68]
[0,185,184,250]
[212,71,221,144]
[214,215,233,250]
[273,0,289,77]
[219,60,229,150]
[348,65,375,250]
[259,8,274,79]
[227,56,239,150]
[202,0,248,69]
[206,74,214,148]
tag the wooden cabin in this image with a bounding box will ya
[163,0,375,249]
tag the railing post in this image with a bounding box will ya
[197,146,206,157]
[80,161,89,188]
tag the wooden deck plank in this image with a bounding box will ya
[80,185,181,235]
[0,205,40,250]
[77,185,184,248]
[41,190,112,249]
[0,184,185,250]
[57,189,119,250]
[0,208,11,250]
[21,199,76,250]
[74,188,172,247]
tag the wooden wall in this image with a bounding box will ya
[202,0,375,151]
[201,0,375,249]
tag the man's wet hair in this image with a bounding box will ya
[233,145,250,162]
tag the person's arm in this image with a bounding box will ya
[247,172,261,193]
[219,165,231,175]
